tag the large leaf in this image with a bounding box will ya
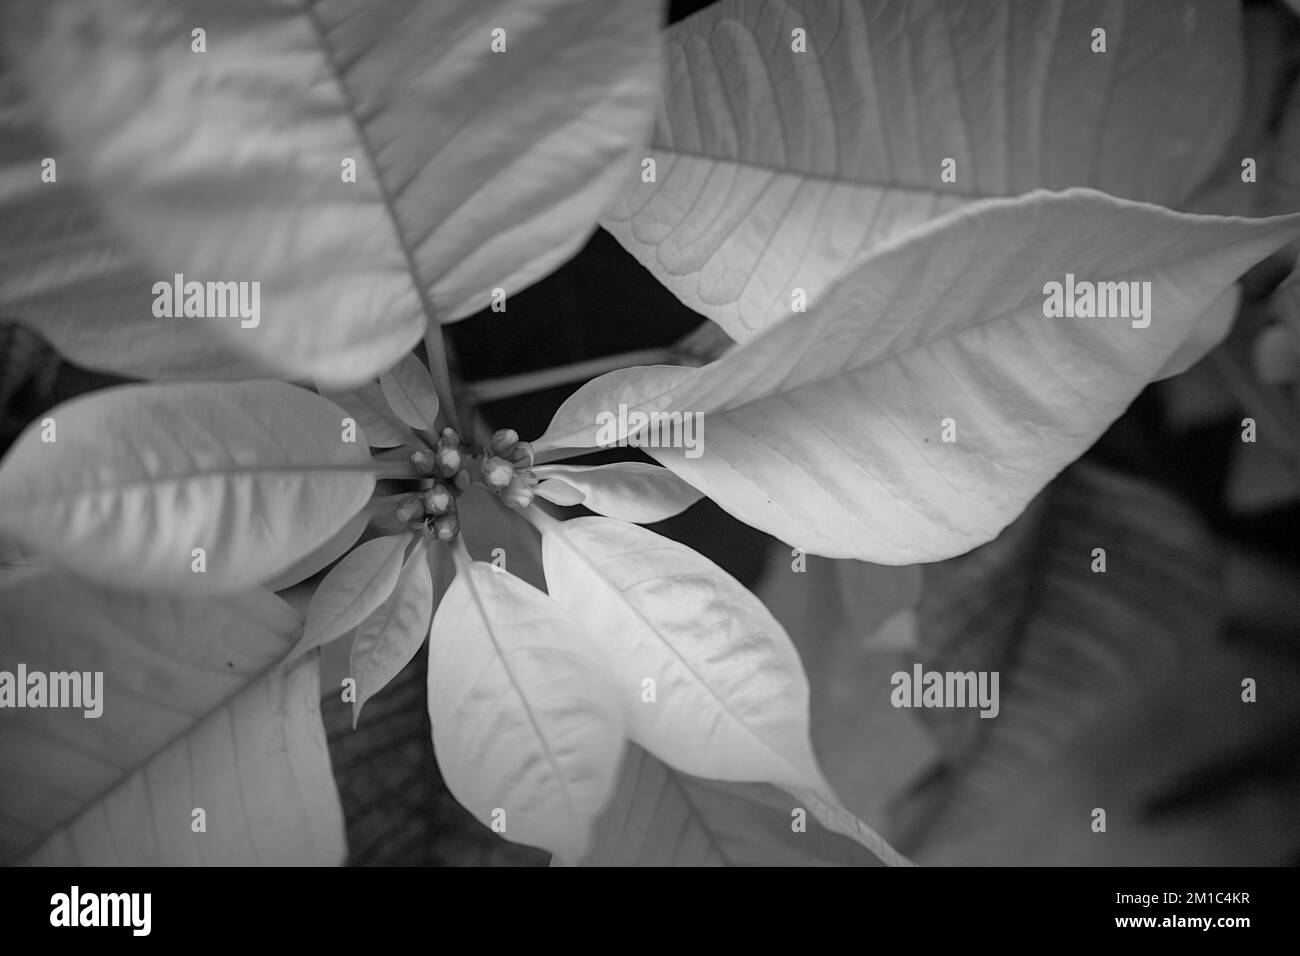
[539,515,818,786]
[0,71,270,381]
[603,0,1242,339]
[0,380,375,593]
[351,537,437,726]
[319,639,550,866]
[2,0,663,387]
[532,461,703,523]
[538,513,905,861]
[427,556,624,861]
[537,190,1300,563]
[577,744,886,866]
[0,571,343,864]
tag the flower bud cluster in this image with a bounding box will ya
[398,426,469,540]
[482,429,538,511]
[394,426,539,540]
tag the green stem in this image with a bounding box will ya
[424,322,461,433]
[461,348,676,404]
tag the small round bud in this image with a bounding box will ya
[422,484,453,515]
[506,441,534,468]
[454,469,472,491]
[433,513,460,541]
[410,449,438,476]
[482,455,514,488]
[502,475,536,510]
[395,494,424,523]
[439,427,460,447]
[435,445,462,477]
[490,428,520,456]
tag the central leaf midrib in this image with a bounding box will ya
[3,461,377,510]
[17,630,301,865]
[546,211,1292,449]
[298,0,456,419]
[459,564,581,822]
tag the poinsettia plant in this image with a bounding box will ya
[2,0,1299,866]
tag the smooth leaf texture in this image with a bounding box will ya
[534,477,587,507]
[603,0,1242,339]
[539,515,819,787]
[427,557,624,861]
[538,514,902,861]
[3,0,662,387]
[0,380,375,593]
[378,355,440,432]
[538,190,1300,563]
[577,744,886,865]
[532,462,703,522]
[0,70,269,381]
[351,538,436,726]
[262,507,370,593]
[0,571,343,864]
[296,532,410,657]
[322,384,411,448]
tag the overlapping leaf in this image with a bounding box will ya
[322,384,411,449]
[604,0,1242,338]
[0,71,265,380]
[539,515,817,785]
[532,461,703,523]
[537,514,905,862]
[296,533,410,656]
[351,538,437,726]
[427,557,624,861]
[538,190,1300,563]
[263,508,371,593]
[379,355,441,432]
[2,0,663,386]
[0,571,343,864]
[0,380,375,593]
